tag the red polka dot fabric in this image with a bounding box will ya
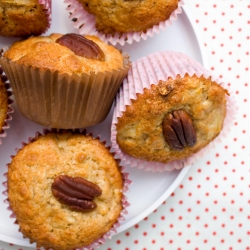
[0,1,249,249]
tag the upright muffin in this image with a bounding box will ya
[77,0,179,34]
[111,51,235,171]
[65,0,184,45]
[6,130,129,250]
[0,0,51,37]
[0,33,130,128]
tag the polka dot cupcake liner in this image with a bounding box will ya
[64,0,184,46]
[110,51,237,172]
[2,128,131,250]
[0,67,14,146]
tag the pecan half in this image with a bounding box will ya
[162,110,197,151]
[51,175,102,212]
[56,33,105,61]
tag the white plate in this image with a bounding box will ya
[0,2,208,248]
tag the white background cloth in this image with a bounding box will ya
[0,0,249,249]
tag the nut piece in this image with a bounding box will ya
[162,110,197,151]
[158,80,175,96]
[51,175,102,212]
[56,33,105,61]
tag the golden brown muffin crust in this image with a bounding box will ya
[116,74,228,163]
[3,33,125,74]
[8,132,123,250]
[0,77,8,131]
[77,0,179,34]
[0,0,49,37]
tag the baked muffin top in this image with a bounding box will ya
[78,0,179,34]
[0,76,8,132]
[116,74,228,163]
[3,33,125,74]
[8,131,124,250]
[0,0,49,37]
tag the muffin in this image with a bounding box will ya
[111,51,235,171]
[65,0,184,45]
[0,67,13,144]
[6,130,130,250]
[0,33,130,128]
[0,0,51,37]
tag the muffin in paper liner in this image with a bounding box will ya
[0,44,131,129]
[64,0,184,46]
[0,0,52,37]
[111,51,237,172]
[0,67,14,145]
[2,128,131,250]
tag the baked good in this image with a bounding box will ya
[111,51,232,171]
[3,33,125,74]
[116,74,227,163]
[0,33,130,128]
[76,0,179,34]
[0,68,10,134]
[7,130,126,250]
[66,0,183,45]
[0,0,51,37]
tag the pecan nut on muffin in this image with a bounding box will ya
[0,33,130,128]
[0,0,51,37]
[7,130,128,250]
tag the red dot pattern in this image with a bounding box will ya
[0,1,250,250]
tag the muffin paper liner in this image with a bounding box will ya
[0,53,130,129]
[38,0,52,34]
[2,128,131,250]
[64,0,184,46]
[0,67,14,145]
[111,51,237,172]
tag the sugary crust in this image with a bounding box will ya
[3,33,125,74]
[0,77,8,132]
[8,132,123,250]
[116,74,228,163]
[0,0,49,37]
[77,0,179,34]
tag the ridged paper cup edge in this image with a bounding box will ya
[38,0,52,34]
[0,67,14,145]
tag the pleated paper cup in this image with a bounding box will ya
[2,128,131,250]
[65,0,184,46]
[111,51,237,172]
[0,67,14,145]
[0,54,130,129]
